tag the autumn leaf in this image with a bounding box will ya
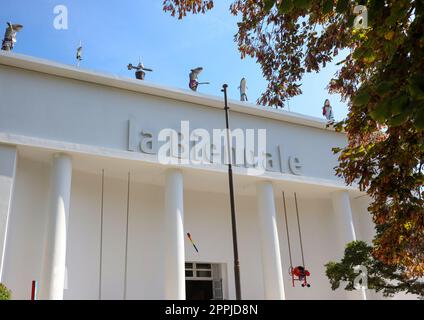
[385,31,395,41]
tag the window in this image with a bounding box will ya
[185,262,225,300]
[185,262,212,280]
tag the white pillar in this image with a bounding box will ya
[40,153,72,300]
[0,144,17,282]
[164,169,185,299]
[331,190,367,300]
[256,181,285,300]
[331,190,356,242]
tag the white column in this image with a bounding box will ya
[0,144,17,282]
[164,169,185,300]
[331,190,356,242]
[40,153,72,300]
[256,181,285,300]
[331,190,367,300]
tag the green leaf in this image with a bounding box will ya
[386,5,406,26]
[408,83,424,100]
[353,90,371,106]
[278,0,294,13]
[370,100,390,122]
[390,95,409,116]
[0,283,11,300]
[389,113,408,127]
[352,46,366,60]
[413,107,424,130]
[408,75,424,100]
[264,0,276,13]
[374,81,394,96]
[411,74,424,88]
[362,48,376,64]
[408,99,424,114]
[336,0,349,13]
[293,0,311,9]
[368,0,385,23]
[347,13,355,27]
[322,0,334,15]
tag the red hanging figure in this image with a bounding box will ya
[290,266,311,288]
[282,192,312,289]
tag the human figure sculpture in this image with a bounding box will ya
[239,77,248,101]
[2,22,23,51]
[292,266,311,287]
[322,99,334,123]
[76,42,83,67]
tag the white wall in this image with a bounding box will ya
[351,196,374,243]
[64,169,102,299]
[65,170,167,300]
[0,62,385,300]
[3,155,378,299]
[124,177,166,299]
[65,171,358,300]
[2,157,49,299]
[0,144,17,281]
[0,65,347,183]
[275,193,350,299]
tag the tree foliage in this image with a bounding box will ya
[325,241,424,298]
[163,0,214,19]
[163,0,424,280]
[0,283,11,300]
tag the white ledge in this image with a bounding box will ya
[0,51,339,131]
[0,132,358,193]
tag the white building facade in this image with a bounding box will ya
[0,52,376,300]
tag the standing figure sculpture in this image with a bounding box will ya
[127,58,153,80]
[239,77,248,101]
[322,99,334,123]
[2,22,23,51]
[189,67,209,91]
[76,41,83,67]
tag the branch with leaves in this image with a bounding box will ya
[325,241,424,298]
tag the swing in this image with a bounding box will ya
[282,192,311,288]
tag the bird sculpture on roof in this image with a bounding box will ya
[189,67,209,91]
[127,58,153,80]
[239,77,248,102]
[2,22,23,51]
[76,41,83,67]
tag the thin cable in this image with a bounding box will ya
[123,171,131,300]
[294,192,305,267]
[99,169,104,300]
[282,192,293,269]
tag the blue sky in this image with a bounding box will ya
[1,0,348,120]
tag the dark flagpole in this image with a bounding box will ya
[221,84,242,300]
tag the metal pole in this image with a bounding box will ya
[221,84,242,300]
[99,169,104,300]
[123,172,131,300]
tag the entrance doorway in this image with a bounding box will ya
[185,262,224,300]
[186,280,213,300]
